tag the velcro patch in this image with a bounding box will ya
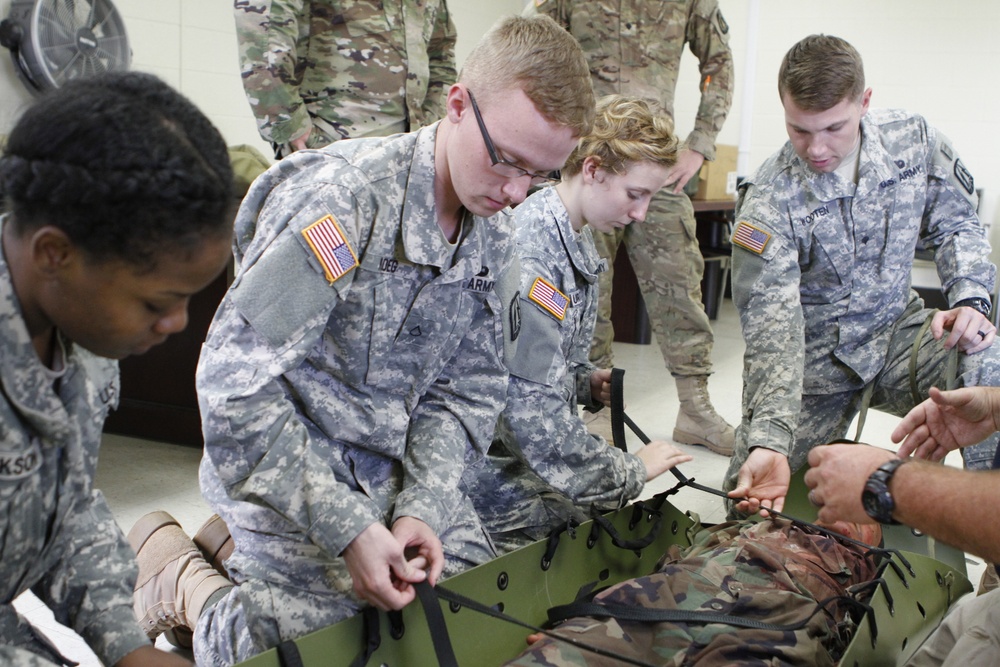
[528,277,569,320]
[732,221,771,255]
[301,215,358,284]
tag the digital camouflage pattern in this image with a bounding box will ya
[504,518,879,667]
[464,186,646,553]
[0,215,150,666]
[234,0,457,153]
[527,0,733,373]
[194,123,517,664]
[725,110,1000,496]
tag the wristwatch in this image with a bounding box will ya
[861,459,907,525]
[954,296,992,318]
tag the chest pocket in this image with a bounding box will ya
[365,277,477,398]
[799,214,852,305]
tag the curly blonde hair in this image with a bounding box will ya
[561,95,678,178]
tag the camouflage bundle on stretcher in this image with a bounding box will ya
[237,470,972,667]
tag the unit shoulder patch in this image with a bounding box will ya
[301,214,359,284]
[528,276,569,320]
[732,221,771,255]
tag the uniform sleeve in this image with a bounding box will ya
[523,0,567,27]
[422,0,457,124]
[393,275,511,534]
[198,195,383,560]
[235,0,311,145]
[730,193,804,458]
[35,492,150,666]
[494,260,644,509]
[684,0,735,160]
[920,131,997,304]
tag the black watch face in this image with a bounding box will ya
[862,484,891,523]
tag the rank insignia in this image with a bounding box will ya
[302,215,358,284]
[732,221,770,255]
[528,277,569,320]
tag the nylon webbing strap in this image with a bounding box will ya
[609,367,628,451]
[854,310,959,442]
[347,606,381,667]
[276,640,305,667]
[548,600,807,632]
[433,584,661,667]
[415,580,459,667]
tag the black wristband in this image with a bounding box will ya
[954,297,992,318]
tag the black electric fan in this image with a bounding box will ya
[0,0,131,95]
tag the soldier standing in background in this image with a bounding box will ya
[234,0,457,158]
[527,0,737,456]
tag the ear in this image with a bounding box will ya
[444,83,468,124]
[859,87,872,117]
[582,156,605,184]
[30,226,77,277]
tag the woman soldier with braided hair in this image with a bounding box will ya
[0,72,233,666]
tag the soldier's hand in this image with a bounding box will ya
[115,646,193,667]
[637,440,693,481]
[727,447,789,517]
[590,368,612,407]
[391,516,445,587]
[343,522,428,610]
[932,306,995,354]
[666,148,705,193]
[893,386,1000,461]
[805,444,895,525]
[289,127,312,153]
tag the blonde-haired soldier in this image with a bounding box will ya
[467,95,692,552]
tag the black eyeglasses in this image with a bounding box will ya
[467,90,559,185]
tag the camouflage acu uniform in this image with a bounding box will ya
[235,0,457,156]
[0,215,150,666]
[464,186,646,553]
[194,124,517,665]
[528,0,734,374]
[724,110,1000,501]
[505,518,878,666]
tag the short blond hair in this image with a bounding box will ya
[778,35,865,111]
[460,15,594,136]
[561,95,678,178]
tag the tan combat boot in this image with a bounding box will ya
[129,511,234,648]
[672,375,735,456]
[193,513,234,580]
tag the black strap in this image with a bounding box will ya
[549,600,805,632]
[276,640,305,667]
[609,367,628,451]
[347,606,382,667]
[415,580,459,667]
[433,584,661,667]
[588,506,662,552]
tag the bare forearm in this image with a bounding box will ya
[891,462,1000,562]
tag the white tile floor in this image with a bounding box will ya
[15,297,987,665]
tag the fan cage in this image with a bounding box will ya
[18,0,131,94]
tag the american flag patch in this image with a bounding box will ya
[528,277,569,320]
[732,221,770,255]
[301,215,358,283]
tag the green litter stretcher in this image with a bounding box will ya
[236,464,973,667]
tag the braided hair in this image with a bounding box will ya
[0,71,233,269]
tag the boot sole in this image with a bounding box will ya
[672,428,734,457]
[127,510,181,554]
